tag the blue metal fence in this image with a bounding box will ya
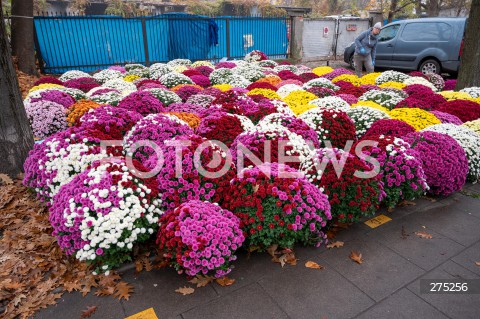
[33,14,290,73]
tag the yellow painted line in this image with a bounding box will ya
[125,308,158,319]
[364,214,392,229]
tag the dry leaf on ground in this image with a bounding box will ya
[216,276,236,287]
[401,226,408,240]
[0,173,14,185]
[266,244,279,257]
[415,231,433,239]
[305,261,324,269]
[175,286,195,295]
[189,275,214,288]
[80,305,98,318]
[398,200,416,207]
[350,251,363,264]
[326,241,344,249]
[114,282,134,301]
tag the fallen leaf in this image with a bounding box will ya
[266,244,278,257]
[252,184,259,192]
[415,231,433,239]
[398,200,416,207]
[135,260,143,272]
[189,275,214,288]
[305,261,324,269]
[63,281,82,293]
[12,293,26,307]
[475,262,480,267]
[276,254,287,267]
[285,252,297,266]
[94,286,115,297]
[175,286,195,295]
[114,282,134,301]
[422,196,437,202]
[401,226,408,240]
[216,276,235,287]
[0,174,14,185]
[81,305,97,318]
[350,251,363,264]
[326,241,344,249]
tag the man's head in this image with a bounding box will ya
[372,22,382,35]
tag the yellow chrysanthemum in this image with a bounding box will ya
[379,81,407,90]
[462,119,480,135]
[352,101,390,114]
[312,66,334,77]
[28,83,64,94]
[213,84,233,92]
[332,74,362,86]
[191,61,214,68]
[389,108,441,131]
[283,90,317,115]
[438,91,472,101]
[288,102,317,116]
[173,65,189,73]
[123,74,141,82]
[247,88,281,100]
[360,72,382,85]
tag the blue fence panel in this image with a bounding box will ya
[34,15,289,73]
[35,16,145,73]
[145,18,169,63]
[228,17,288,59]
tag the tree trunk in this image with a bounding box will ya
[426,0,441,16]
[456,0,480,90]
[387,0,399,23]
[416,0,422,17]
[0,6,34,178]
[11,0,38,75]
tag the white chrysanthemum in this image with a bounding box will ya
[59,70,93,82]
[375,70,411,85]
[209,68,235,85]
[146,88,181,106]
[308,96,350,111]
[277,85,304,98]
[233,66,265,82]
[269,99,296,116]
[93,69,123,84]
[403,77,438,92]
[102,79,137,93]
[273,65,298,73]
[460,87,480,98]
[159,73,193,88]
[358,89,405,110]
[345,107,391,138]
[167,59,192,67]
[303,78,339,91]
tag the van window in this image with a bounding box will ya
[401,22,452,41]
[378,24,400,42]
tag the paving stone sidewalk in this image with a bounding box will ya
[35,183,480,319]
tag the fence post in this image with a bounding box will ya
[33,20,45,74]
[289,15,304,63]
[141,18,150,66]
[226,18,230,59]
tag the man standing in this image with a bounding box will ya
[353,22,382,77]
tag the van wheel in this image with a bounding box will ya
[419,59,441,75]
[349,54,355,69]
